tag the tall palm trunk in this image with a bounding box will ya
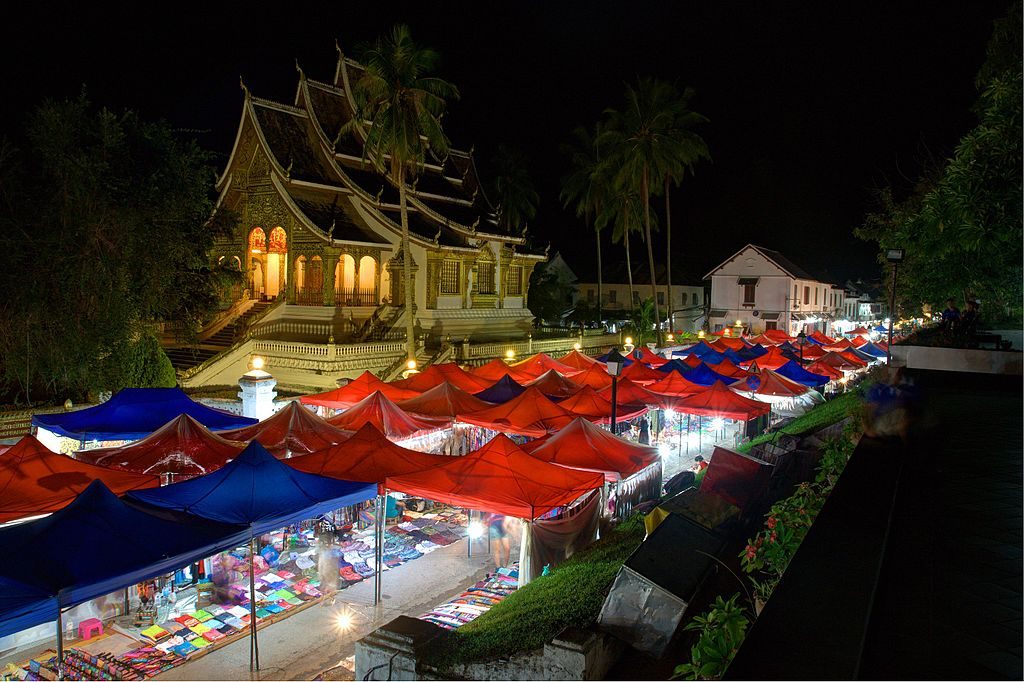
[641,165,662,343]
[595,226,603,327]
[397,167,416,362]
[623,204,635,313]
[665,176,673,333]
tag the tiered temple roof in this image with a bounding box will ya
[218,46,532,255]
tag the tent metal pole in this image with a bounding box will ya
[467,510,472,558]
[686,414,691,457]
[374,493,384,605]
[123,587,130,616]
[56,608,64,681]
[249,535,260,671]
[677,413,682,460]
[698,416,702,453]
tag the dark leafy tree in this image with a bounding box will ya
[491,145,539,235]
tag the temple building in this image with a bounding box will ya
[209,44,546,344]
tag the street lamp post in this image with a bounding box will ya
[606,349,625,435]
[885,249,905,365]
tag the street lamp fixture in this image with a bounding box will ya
[605,348,625,436]
[504,349,516,363]
[623,336,635,354]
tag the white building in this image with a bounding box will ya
[704,244,841,336]
[575,262,706,333]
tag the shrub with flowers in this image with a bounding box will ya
[740,434,856,605]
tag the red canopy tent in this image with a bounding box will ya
[621,360,667,385]
[762,329,794,343]
[217,401,352,458]
[808,331,835,345]
[557,386,646,423]
[521,417,658,482]
[385,434,605,519]
[741,346,794,370]
[390,363,495,394]
[569,363,615,390]
[839,350,870,367]
[851,336,869,348]
[510,353,580,379]
[524,369,584,399]
[848,326,872,337]
[597,377,664,407]
[746,333,779,346]
[78,414,246,478]
[633,347,669,367]
[672,381,771,421]
[557,349,606,371]
[300,371,420,410]
[824,338,855,352]
[471,358,535,383]
[732,368,811,397]
[0,436,159,522]
[709,336,749,351]
[327,391,448,441]
[814,352,863,372]
[681,354,704,368]
[797,343,827,360]
[646,372,706,398]
[287,424,447,489]
[396,381,494,419]
[805,360,844,380]
[456,387,577,437]
[712,359,751,378]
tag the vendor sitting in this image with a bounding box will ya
[691,456,709,485]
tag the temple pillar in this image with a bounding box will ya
[285,251,297,304]
[323,254,338,306]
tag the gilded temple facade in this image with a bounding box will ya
[210,46,545,343]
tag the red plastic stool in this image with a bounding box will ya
[78,618,103,640]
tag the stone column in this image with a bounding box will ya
[285,251,296,304]
[238,368,277,420]
[323,254,338,306]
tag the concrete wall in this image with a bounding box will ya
[891,346,1023,375]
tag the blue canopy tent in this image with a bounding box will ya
[0,481,249,665]
[776,341,799,354]
[683,341,719,358]
[0,577,58,640]
[775,360,831,387]
[735,344,768,361]
[721,348,747,365]
[127,441,376,670]
[873,324,889,333]
[474,375,527,404]
[596,350,634,366]
[845,346,877,363]
[858,342,888,359]
[682,363,739,386]
[655,359,693,375]
[32,388,257,442]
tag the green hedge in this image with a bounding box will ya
[425,514,646,668]
[739,391,863,453]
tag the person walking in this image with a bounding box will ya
[940,298,961,330]
[487,512,511,568]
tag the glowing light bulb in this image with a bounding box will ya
[624,337,633,346]
[505,349,515,360]
[406,359,417,370]
[664,409,677,421]
[251,356,265,370]
[573,342,582,351]
[468,521,485,539]
[335,611,353,632]
[710,418,725,431]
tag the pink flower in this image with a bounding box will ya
[767,517,777,529]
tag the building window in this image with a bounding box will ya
[632,291,640,305]
[794,284,798,301]
[814,288,819,305]
[587,288,595,303]
[692,292,699,305]
[609,289,617,303]
[657,292,665,306]
[742,283,756,304]
[477,262,495,294]
[507,265,522,295]
[804,286,810,304]
[440,260,461,295]
[765,320,778,331]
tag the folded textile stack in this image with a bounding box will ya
[419,564,519,630]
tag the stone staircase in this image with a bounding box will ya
[164,301,273,373]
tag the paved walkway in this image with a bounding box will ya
[154,535,509,681]
[859,373,1022,679]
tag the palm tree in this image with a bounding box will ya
[660,86,709,331]
[602,78,696,344]
[561,123,608,325]
[343,25,460,362]
[491,145,539,235]
[595,183,648,314]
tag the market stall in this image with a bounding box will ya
[299,371,419,412]
[456,387,577,438]
[217,401,352,459]
[523,369,584,399]
[0,436,160,524]
[389,363,495,394]
[470,359,534,383]
[557,349,606,370]
[568,363,615,390]
[556,387,646,424]
[773,360,832,388]
[473,374,527,404]
[509,353,580,379]
[396,381,494,420]
[326,391,448,445]
[32,388,257,454]
[731,368,825,418]
[76,415,246,481]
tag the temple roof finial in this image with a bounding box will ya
[295,59,304,77]
[240,76,249,98]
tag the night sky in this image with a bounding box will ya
[0,0,1010,285]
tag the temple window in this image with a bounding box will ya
[507,265,523,295]
[440,260,461,295]
[249,227,267,254]
[268,226,287,253]
[477,262,495,294]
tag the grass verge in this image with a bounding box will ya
[739,391,863,453]
[423,513,647,668]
